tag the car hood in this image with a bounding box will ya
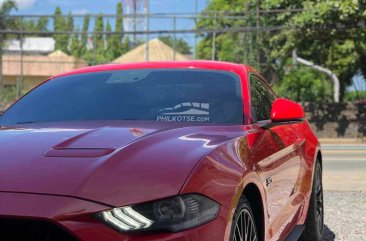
[0,121,246,207]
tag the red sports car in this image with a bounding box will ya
[0,61,323,241]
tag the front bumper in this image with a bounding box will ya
[0,192,229,241]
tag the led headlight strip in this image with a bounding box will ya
[95,194,220,233]
[100,206,154,231]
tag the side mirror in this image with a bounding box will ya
[271,98,305,122]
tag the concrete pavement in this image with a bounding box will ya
[321,142,366,191]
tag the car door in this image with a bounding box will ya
[248,74,304,240]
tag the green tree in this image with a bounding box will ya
[36,16,50,36]
[84,13,108,64]
[110,2,125,59]
[123,35,131,54]
[65,12,75,54]
[262,0,366,101]
[66,12,74,32]
[54,6,68,52]
[14,16,50,37]
[273,67,333,103]
[94,14,104,51]
[345,91,366,102]
[0,0,17,90]
[80,14,90,56]
[70,27,81,57]
[37,16,49,32]
[17,16,49,36]
[158,35,192,54]
[0,85,17,110]
[197,0,366,102]
[105,21,114,60]
[196,0,252,63]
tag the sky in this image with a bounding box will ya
[4,0,206,15]
[4,0,207,54]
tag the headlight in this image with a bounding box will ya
[94,194,220,232]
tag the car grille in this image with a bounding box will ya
[0,218,79,241]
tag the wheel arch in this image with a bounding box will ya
[242,183,265,241]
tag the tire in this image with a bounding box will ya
[299,161,324,241]
[229,196,259,241]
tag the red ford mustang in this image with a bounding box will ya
[0,61,323,241]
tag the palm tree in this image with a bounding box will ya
[0,0,17,90]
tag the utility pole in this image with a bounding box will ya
[194,0,198,59]
[243,1,249,64]
[211,13,217,61]
[18,19,24,98]
[145,0,150,61]
[255,0,260,70]
[211,32,216,61]
[173,16,177,60]
[133,0,137,45]
[93,33,97,65]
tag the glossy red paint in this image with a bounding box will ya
[0,61,320,241]
[271,98,305,122]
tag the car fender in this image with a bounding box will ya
[180,138,268,240]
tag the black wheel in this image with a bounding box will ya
[229,196,258,241]
[300,161,324,241]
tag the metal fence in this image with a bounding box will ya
[0,11,283,100]
[0,10,364,109]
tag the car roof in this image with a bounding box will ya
[52,61,258,79]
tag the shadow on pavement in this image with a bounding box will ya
[322,225,336,241]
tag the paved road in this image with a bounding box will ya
[320,143,366,241]
[322,143,366,191]
[322,191,366,241]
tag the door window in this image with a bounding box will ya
[250,75,276,122]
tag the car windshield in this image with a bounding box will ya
[0,69,243,125]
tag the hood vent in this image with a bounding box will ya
[44,148,115,158]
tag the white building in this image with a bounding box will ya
[3,37,55,55]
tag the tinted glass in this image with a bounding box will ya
[0,69,243,125]
[250,75,276,122]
